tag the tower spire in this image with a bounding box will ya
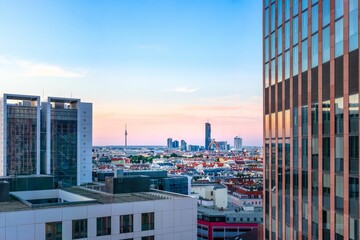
[125,124,128,149]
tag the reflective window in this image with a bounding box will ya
[97,217,111,236]
[278,0,282,27]
[72,219,87,239]
[46,222,62,240]
[271,3,276,32]
[293,16,299,45]
[302,11,308,39]
[265,63,269,88]
[293,0,298,16]
[335,98,344,134]
[285,0,290,20]
[265,37,269,62]
[285,50,290,79]
[141,212,155,231]
[293,45,299,76]
[265,0,269,8]
[323,26,330,63]
[285,21,290,50]
[271,32,276,59]
[278,27,282,55]
[350,217,359,240]
[120,214,133,233]
[278,55,283,82]
[312,4,318,33]
[323,0,330,26]
[349,0,358,51]
[335,213,344,238]
[265,8,269,37]
[302,0,308,11]
[335,0,344,19]
[312,34,318,68]
[349,94,359,134]
[271,59,276,85]
[335,19,344,57]
[302,40,308,72]
[312,0,318,4]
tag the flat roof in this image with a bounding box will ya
[0,187,189,213]
[4,93,39,101]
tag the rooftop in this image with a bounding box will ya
[0,186,189,213]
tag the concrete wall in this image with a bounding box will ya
[0,197,197,240]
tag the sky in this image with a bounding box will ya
[0,0,263,146]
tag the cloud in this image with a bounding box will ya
[0,55,86,78]
[165,87,199,93]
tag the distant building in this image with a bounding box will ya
[192,183,228,209]
[0,94,41,176]
[234,136,243,150]
[188,145,200,152]
[218,141,229,151]
[205,122,211,150]
[167,137,173,148]
[172,140,179,149]
[180,140,187,151]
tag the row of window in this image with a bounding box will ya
[45,212,154,240]
[264,0,358,88]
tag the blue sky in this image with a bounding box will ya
[0,0,263,146]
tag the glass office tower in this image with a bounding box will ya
[205,122,211,150]
[263,0,359,239]
[0,94,41,176]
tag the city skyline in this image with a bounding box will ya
[0,0,263,146]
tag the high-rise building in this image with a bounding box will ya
[181,140,187,151]
[167,137,173,148]
[0,94,41,176]
[234,136,243,150]
[41,97,92,186]
[263,0,359,239]
[172,140,179,149]
[205,122,211,150]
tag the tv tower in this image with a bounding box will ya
[125,124,128,149]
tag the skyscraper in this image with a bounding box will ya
[0,94,41,176]
[234,136,243,150]
[181,140,187,151]
[167,137,173,148]
[263,0,359,239]
[41,97,92,186]
[205,122,211,150]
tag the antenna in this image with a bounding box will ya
[125,124,128,149]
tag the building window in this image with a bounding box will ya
[323,26,330,62]
[45,222,62,240]
[293,45,299,76]
[72,219,87,239]
[97,217,111,236]
[312,34,318,68]
[323,0,330,26]
[120,214,133,233]
[312,4,318,34]
[335,0,344,19]
[302,10,308,40]
[335,18,344,57]
[285,0,290,20]
[302,39,308,72]
[293,16,298,45]
[302,0,308,11]
[142,236,154,240]
[285,21,290,50]
[349,0,358,51]
[142,212,155,231]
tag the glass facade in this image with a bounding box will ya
[263,0,360,239]
[50,108,78,187]
[6,105,38,175]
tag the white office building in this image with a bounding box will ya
[0,187,197,240]
[234,136,242,151]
